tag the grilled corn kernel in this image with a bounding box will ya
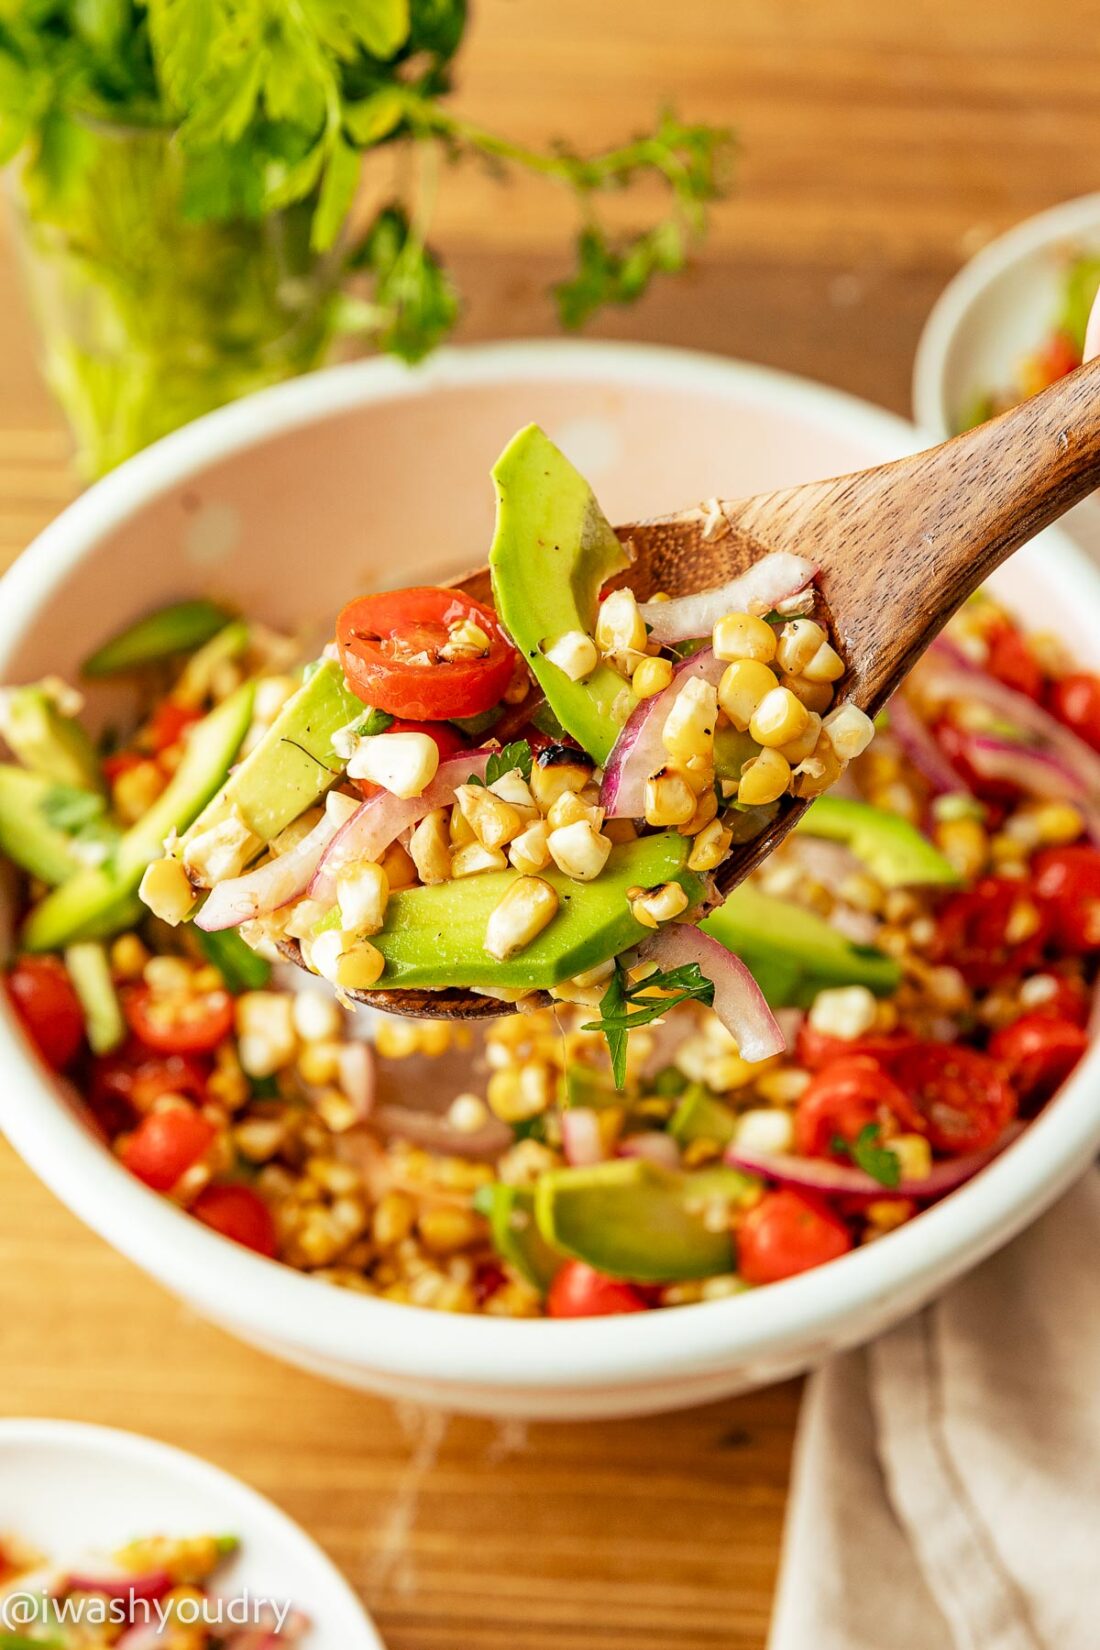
[776,618,828,676]
[419,1204,482,1254]
[440,618,491,660]
[595,588,647,656]
[738,747,791,805]
[644,770,697,827]
[629,880,690,928]
[298,1039,342,1085]
[891,1133,933,1181]
[508,819,552,874]
[808,984,877,1039]
[138,857,194,926]
[448,1092,490,1133]
[333,939,385,990]
[487,1066,551,1123]
[448,804,477,848]
[373,1191,416,1247]
[779,710,823,766]
[823,703,875,761]
[662,677,718,765]
[452,842,509,878]
[336,860,389,934]
[181,808,259,888]
[717,659,778,731]
[802,640,846,683]
[756,1066,812,1105]
[632,656,674,698]
[544,629,599,681]
[373,1018,422,1058]
[455,783,523,849]
[712,611,777,664]
[791,732,843,798]
[408,808,453,885]
[547,819,613,881]
[681,787,719,835]
[530,753,593,809]
[347,731,439,798]
[484,876,559,960]
[110,933,150,980]
[781,672,835,713]
[113,759,167,824]
[732,1107,794,1154]
[604,817,638,845]
[488,770,539,821]
[545,790,600,832]
[1032,802,1086,845]
[688,818,733,871]
[749,685,809,749]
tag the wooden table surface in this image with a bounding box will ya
[0,3,1093,1645]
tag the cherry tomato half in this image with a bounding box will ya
[986,626,1044,701]
[1018,973,1089,1025]
[91,1044,210,1131]
[120,1104,215,1192]
[1033,846,1100,953]
[5,955,84,1071]
[122,983,235,1056]
[894,1042,1016,1155]
[337,587,517,722]
[932,876,1051,988]
[737,1190,852,1285]
[148,699,201,755]
[1047,673,1100,754]
[794,1056,924,1160]
[989,1012,1088,1109]
[795,1023,918,1075]
[351,718,467,800]
[546,1261,649,1318]
[191,1183,278,1256]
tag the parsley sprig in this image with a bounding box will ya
[584,962,715,1090]
[469,740,533,788]
[830,1124,902,1189]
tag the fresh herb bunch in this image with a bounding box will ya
[0,0,734,363]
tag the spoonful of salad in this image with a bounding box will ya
[127,359,1100,1052]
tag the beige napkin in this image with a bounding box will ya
[768,1170,1100,1650]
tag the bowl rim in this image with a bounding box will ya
[912,191,1100,437]
[3,336,1100,1393]
[0,1417,382,1647]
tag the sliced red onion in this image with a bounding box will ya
[642,922,784,1063]
[336,1040,375,1121]
[197,795,359,932]
[961,733,1100,833]
[601,649,725,819]
[372,1102,512,1160]
[561,1106,607,1166]
[311,749,491,902]
[726,1123,1024,1201]
[888,690,968,796]
[63,1570,173,1603]
[637,551,815,645]
[617,1131,682,1168]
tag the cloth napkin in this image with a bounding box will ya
[767,1169,1100,1650]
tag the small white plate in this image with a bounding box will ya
[0,1419,383,1649]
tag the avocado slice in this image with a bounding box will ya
[82,599,233,677]
[335,832,705,991]
[795,795,959,888]
[23,684,254,952]
[64,941,125,1054]
[669,1085,738,1147]
[0,766,102,886]
[473,1183,561,1292]
[535,1158,759,1282]
[701,884,900,1009]
[177,659,362,850]
[0,685,104,792]
[489,425,636,764]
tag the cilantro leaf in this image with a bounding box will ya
[39,785,107,833]
[584,962,715,1091]
[486,741,533,786]
[831,1124,902,1190]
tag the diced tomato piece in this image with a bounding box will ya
[122,982,234,1056]
[1047,672,1100,753]
[337,587,517,721]
[1033,846,1100,952]
[737,1190,852,1285]
[148,699,201,755]
[986,626,1044,701]
[795,1023,918,1074]
[989,1012,1088,1108]
[4,955,84,1071]
[120,1104,215,1192]
[894,1042,1016,1154]
[191,1183,278,1256]
[794,1055,924,1160]
[546,1261,649,1318]
[931,876,1051,988]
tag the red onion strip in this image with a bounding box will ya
[601,649,725,819]
[196,795,358,932]
[637,551,815,645]
[726,1123,1024,1201]
[642,922,784,1064]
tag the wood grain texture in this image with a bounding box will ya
[0,1,1094,1643]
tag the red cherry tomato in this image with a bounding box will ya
[894,1042,1016,1155]
[337,587,517,721]
[120,1104,215,1192]
[989,1012,1088,1108]
[986,626,1044,701]
[1047,673,1100,753]
[92,1043,210,1116]
[148,699,201,755]
[192,1183,278,1256]
[795,1022,918,1074]
[546,1261,649,1318]
[933,717,1019,802]
[350,718,467,799]
[102,750,145,784]
[1033,846,1100,952]
[794,1056,924,1160]
[932,876,1051,988]
[738,1190,852,1285]
[122,983,235,1055]
[4,955,84,1071]
[1018,973,1089,1025]
[1036,330,1081,385]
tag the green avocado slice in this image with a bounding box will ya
[489,425,635,765]
[535,1158,759,1282]
[0,766,101,886]
[82,599,233,676]
[22,684,254,952]
[0,685,104,792]
[64,941,125,1054]
[339,832,705,991]
[701,884,900,1009]
[473,1183,561,1292]
[795,795,959,888]
[669,1085,738,1147]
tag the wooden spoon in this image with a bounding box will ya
[287,358,1100,1019]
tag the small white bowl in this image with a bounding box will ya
[2,341,1100,1420]
[0,1419,381,1648]
[913,193,1100,556]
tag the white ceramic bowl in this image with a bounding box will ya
[913,193,1100,556]
[3,340,1100,1420]
[0,1418,381,1647]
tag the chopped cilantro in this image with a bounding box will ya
[470,740,534,788]
[584,962,715,1090]
[831,1124,902,1189]
[39,785,107,833]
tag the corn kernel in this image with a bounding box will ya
[544,629,598,681]
[373,1191,416,1247]
[408,809,453,884]
[776,618,828,676]
[644,769,697,827]
[440,619,491,660]
[455,783,523,849]
[802,640,846,683]
[138,857,194,926]
[374,1018,422,1059]
[629,881,690,928]
[808,984,877,1040]
[419,1205,481,1254]
[530,754,592,809]
[113,759,167,825]
[336,860,389,934]
[595,588,647,656]
[488,1067,550,1123]
[717,659,778,731]
[738,747,791,805]
[181,808,260,887]
[334,940,385,991]
[681,788,719,836]
[791,732,843,798]
[379,839,417,889]
[779,710,822,766]
[891,1133,933,1181]
[823,703,875,761]
[509,819,551,874]
[448,1092,490,1133]
[484,876,559,960]
[712,611,777,664]
[632,656,674,698]
[732,1107,794,1154]
[688,818,733,871]
[547,819,613,881]
[749,685,809,749]
[781,672,835,714]
[662,676,718,765]
[546,790,604,831]
[452,842,509,878]
[347,731,439,798]
[489,770,539,821]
